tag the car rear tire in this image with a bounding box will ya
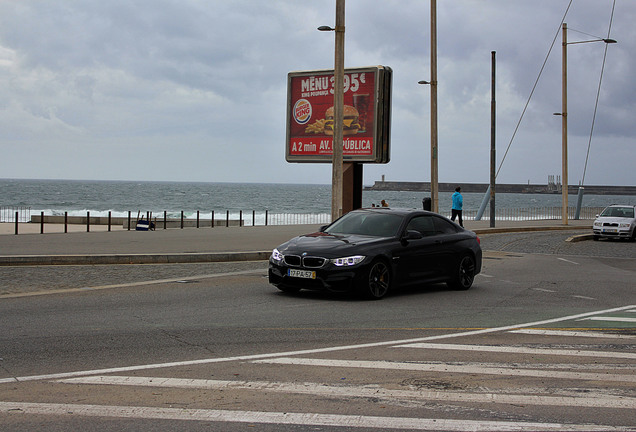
[447,254,476,291]
[362,259,391,300]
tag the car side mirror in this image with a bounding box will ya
[319,225,328,232]
[402,230,423,241]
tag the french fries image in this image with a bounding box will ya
[305,118,326,134]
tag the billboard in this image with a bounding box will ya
[286,66,391,164]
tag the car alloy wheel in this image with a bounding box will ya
[448,254,475,290]
[364,259,391,299]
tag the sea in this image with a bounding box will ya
[1,179,635,224]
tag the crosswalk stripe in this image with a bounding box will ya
[392,342,636,359]
[254,357,636,383]
[57,375,636,409]
[0,402,629,431]
[581,317,636,323]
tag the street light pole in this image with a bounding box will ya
[556,23,616,225]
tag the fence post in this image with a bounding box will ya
[181,211,184,229]
[197,210,200,228]
[128,211,131,230]
[87,211,90,232]
[211,210,215,228]
[64,212,68,233]
[252,210,256,226]
[164,211,167,229]
[226,210,229,227]
[265,210,268,226]
[239,211,243,227]
[14,211,18,235]
[40,211,44,234]
[108,211,112,232]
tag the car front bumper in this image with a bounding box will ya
[268,262,366,293]
[593,227,633,239]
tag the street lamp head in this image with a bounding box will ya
[418,80,431,85]
[603,38,617,44]
[317,25,335,31]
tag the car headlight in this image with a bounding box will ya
[619,223,631,228]
[271,248,284,263]
[593,221,602,227]
[331,255,366,266]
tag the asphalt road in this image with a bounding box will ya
[0,232,634,431]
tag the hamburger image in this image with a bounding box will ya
[323,105,360,136]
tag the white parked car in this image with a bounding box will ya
[592,205,636,241]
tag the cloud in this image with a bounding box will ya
[0,0,633,186]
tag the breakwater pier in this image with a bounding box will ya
[364,181,636,195]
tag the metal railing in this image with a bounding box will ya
[0,206,31,223]
[439,206,604,222]
[4,206,603,235]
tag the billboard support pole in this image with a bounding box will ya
[331,0,345,221]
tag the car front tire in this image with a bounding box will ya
[447,254,476,291]
[362,259,391,300]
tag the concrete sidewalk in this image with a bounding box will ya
[0,219,592,266]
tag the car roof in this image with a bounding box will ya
[352,207,436,217]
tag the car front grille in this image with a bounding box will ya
[603,223,619,227]
[283,255,327,268]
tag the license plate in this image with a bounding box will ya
[288,269,316,279]
[603,228,617,233]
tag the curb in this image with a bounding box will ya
[0,251,271,267]
[473,225,590,235]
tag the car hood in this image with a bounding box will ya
[277,232,388,257]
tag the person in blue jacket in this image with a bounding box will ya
[451,186,463,227]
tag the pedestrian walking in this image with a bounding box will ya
[451,186,463,227]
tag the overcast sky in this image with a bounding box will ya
[0,0,633,186]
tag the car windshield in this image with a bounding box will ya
[325,211,403,237]
[600,207,635,218]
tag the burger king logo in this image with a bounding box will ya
[293,99,312,125]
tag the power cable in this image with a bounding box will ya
[581,0,616,185]
[496,0,573,179]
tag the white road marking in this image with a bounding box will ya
[1,269,266,299]
[509,329,636,339]
[558,258,580,265]
[580,317,636,323]
[392,342,636,359]
[533,288,557,293]
[1,304,634,384]
[572,295,597,300]
[254,358,636,383]
[57,375,636,409]
[0,402,629,431]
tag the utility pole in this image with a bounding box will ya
[490,51,496,228]
[430,0,439,213]
[561,22,569,225]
